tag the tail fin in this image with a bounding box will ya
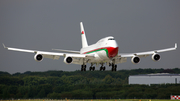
[80,22,88,48]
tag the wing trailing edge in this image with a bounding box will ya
[52,49,80,54]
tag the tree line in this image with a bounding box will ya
[0,68,180,99]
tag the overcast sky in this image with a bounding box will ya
[0,0,180,74]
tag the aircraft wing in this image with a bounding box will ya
[2,44,94,60]
[119,43,177,58]
[52,48,80,54]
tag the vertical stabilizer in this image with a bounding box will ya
[80,22,88,48]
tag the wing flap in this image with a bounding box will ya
[52,49,80,54]
[43,55,60,60]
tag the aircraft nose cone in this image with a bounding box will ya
[107,47,119,58]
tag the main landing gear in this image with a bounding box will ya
[111,64,117,71]
[81,64,117,71]
[100,66,105,71]
[81,65,95,71]
[89,66,95,71]
[99,63,105,71]
[81,65,86,71]
[89,63,95,71]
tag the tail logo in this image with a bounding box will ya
[81,31,84,34]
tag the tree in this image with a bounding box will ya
[102,74,114,84]
[2,87,10,99]
[37,88,45,98]
[47,92,61,99]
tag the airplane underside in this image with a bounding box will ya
[69,50,126,71]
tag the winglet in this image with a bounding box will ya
[175,43,177,49]
[2,43,7,49]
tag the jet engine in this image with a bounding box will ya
[64,56,73,64]
[131,56,140,64]
[34,54,43,62]
[152,53,160,61]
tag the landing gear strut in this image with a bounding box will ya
[81,65,86,71]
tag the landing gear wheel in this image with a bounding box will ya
[103,66,105,71]
[114,65,117,71]
[111,64,114,71]
[89,66,93,71]
[93,66,95,71]
[111,64,117,71]
[100,66,105,71]
[100,66,103,71]
[90,66,95,71]
[81,65,86,71]
[81,65,83,71]
[84,65,86,71]
[111,67,114,71]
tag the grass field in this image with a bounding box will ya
[1,99,173,101]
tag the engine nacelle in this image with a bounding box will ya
[34,54,43,62]
[152,53,160,61]
[131,56,140,64]
[64,56,73,64]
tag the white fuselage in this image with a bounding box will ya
[80,36,119,62]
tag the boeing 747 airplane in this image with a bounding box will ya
[3,22,177,71]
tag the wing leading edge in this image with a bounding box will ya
[2,44,94,60]
[119,43,177,58]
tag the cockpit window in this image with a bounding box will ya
[108,38,115,40]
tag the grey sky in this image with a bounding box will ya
[0,0,180,74]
